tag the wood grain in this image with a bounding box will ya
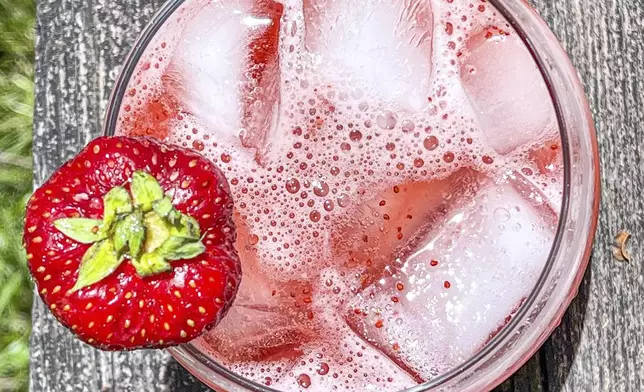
[30,0,643,391]
[533,1,644,391]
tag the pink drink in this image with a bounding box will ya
[116,0,563,390]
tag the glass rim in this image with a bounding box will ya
[102,0,601,390]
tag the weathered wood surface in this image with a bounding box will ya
[29,0,643,391]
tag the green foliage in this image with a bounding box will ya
[0,0,36,390]
[0,0,35,156]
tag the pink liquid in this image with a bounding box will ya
[116,0,563,390]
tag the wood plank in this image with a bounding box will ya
[532,1,644,391]
[30,0,644,391]
[29,0,206,391]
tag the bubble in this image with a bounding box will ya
[317,362,330,376]
[337,193,350,208]
[414,158,425,168]
[324,200,335,212]
[221,153,232,163]
[494,207,511,222]
[521,167,534,176]
[351,87,364,99]
[401,119,415,132]
[285,178,300,194]
[340,142,352,151]
[443,152,455,163]
[310,210,321,222]
[386,142,396,151]
[249,234,259,245]
[330,167,340,176]
[445,21,454,35]
[313,181,329,197]
[423,136,439,151]
[349,130,363,141]
[482,155,494,164]
[376,110,397,130]
[192,140,204,151]
[297,374,312,389]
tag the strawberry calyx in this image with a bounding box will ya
[54,170,206,292]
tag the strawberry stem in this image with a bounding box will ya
[54,170,206,291]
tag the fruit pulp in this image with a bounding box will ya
[116,0,563,390]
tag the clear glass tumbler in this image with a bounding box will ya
[103,0,601,390]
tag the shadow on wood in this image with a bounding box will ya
[494,260,592,392]
[164,356,213,392]
[539,259,593,392]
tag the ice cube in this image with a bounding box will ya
[199,220,317,364]
[330,168,483,290]
[461,27,557,155]
[200,271,316,363]
[241,0,284,154]
[345,287,456,383]
[164,0,283,153]
[505,170,560,230]
[344,175,557,381]
[303,0,433,112]
[271,323,418,391]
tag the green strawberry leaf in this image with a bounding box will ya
[113,211,145,259]
[169,213,201,239]
[131,171,164,212]
[113,222,127,254]
[157,235,189,252]
[103,186,133,228]
[152,197,174,218]
[127,211,145,260]
[161,239,205,261]
[183,215,201,238]
[157,234,205,260]
[71,239,122,292]
[143,211,170,253]
[57,171,209,281]
[166,208,182,226]
[132,252,172,277]
[53,218,105,244]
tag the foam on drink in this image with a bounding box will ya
[115,0,564,390]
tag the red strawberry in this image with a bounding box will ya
[23,136,241,350]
